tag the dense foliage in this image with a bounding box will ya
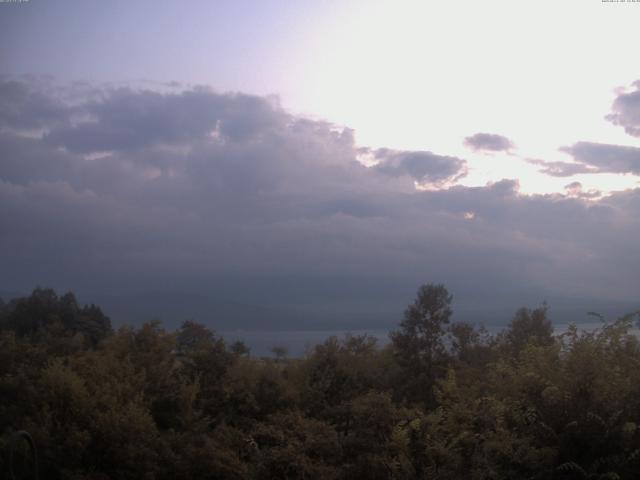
[1,286,640,479]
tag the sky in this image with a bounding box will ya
[1,0,639,330]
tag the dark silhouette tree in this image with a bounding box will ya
[230,340,250,357]
[271,345,288,361]
[176,320,232,419]
[1,288,111,346]
[449,320,493,367]
[390,283,453,406]
[505,303,554,353]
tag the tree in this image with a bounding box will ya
[252,412,340,480]
[449,321,493,367]
[1,288,111,346]
[390,284,453,406]
[505,304,554,353]
[340,391,408,479]
[271,345,288,361]
[231,340,250,357]
[176,319,217,354]
[176,320,232,419]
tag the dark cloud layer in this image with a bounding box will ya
[464,133,514,153]
[0,77,639,328]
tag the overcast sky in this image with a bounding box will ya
[1,0,639,329]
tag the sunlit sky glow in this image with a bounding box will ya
[283,1,640,194]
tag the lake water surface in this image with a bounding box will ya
[222,321,624,357]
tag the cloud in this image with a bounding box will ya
[0,77,70,130]
[559,142,640,175]
[464,132,514,153]
[371,148,467,186]
[526,158,596,177]
[606,80,640,137]
[43,86,287,153]
[528,142,640,177]
[0,77,639,328]
[564,181,601,200]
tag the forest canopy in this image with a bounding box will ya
[1,285,640,479]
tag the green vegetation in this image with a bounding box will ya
[1,285,640,479]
